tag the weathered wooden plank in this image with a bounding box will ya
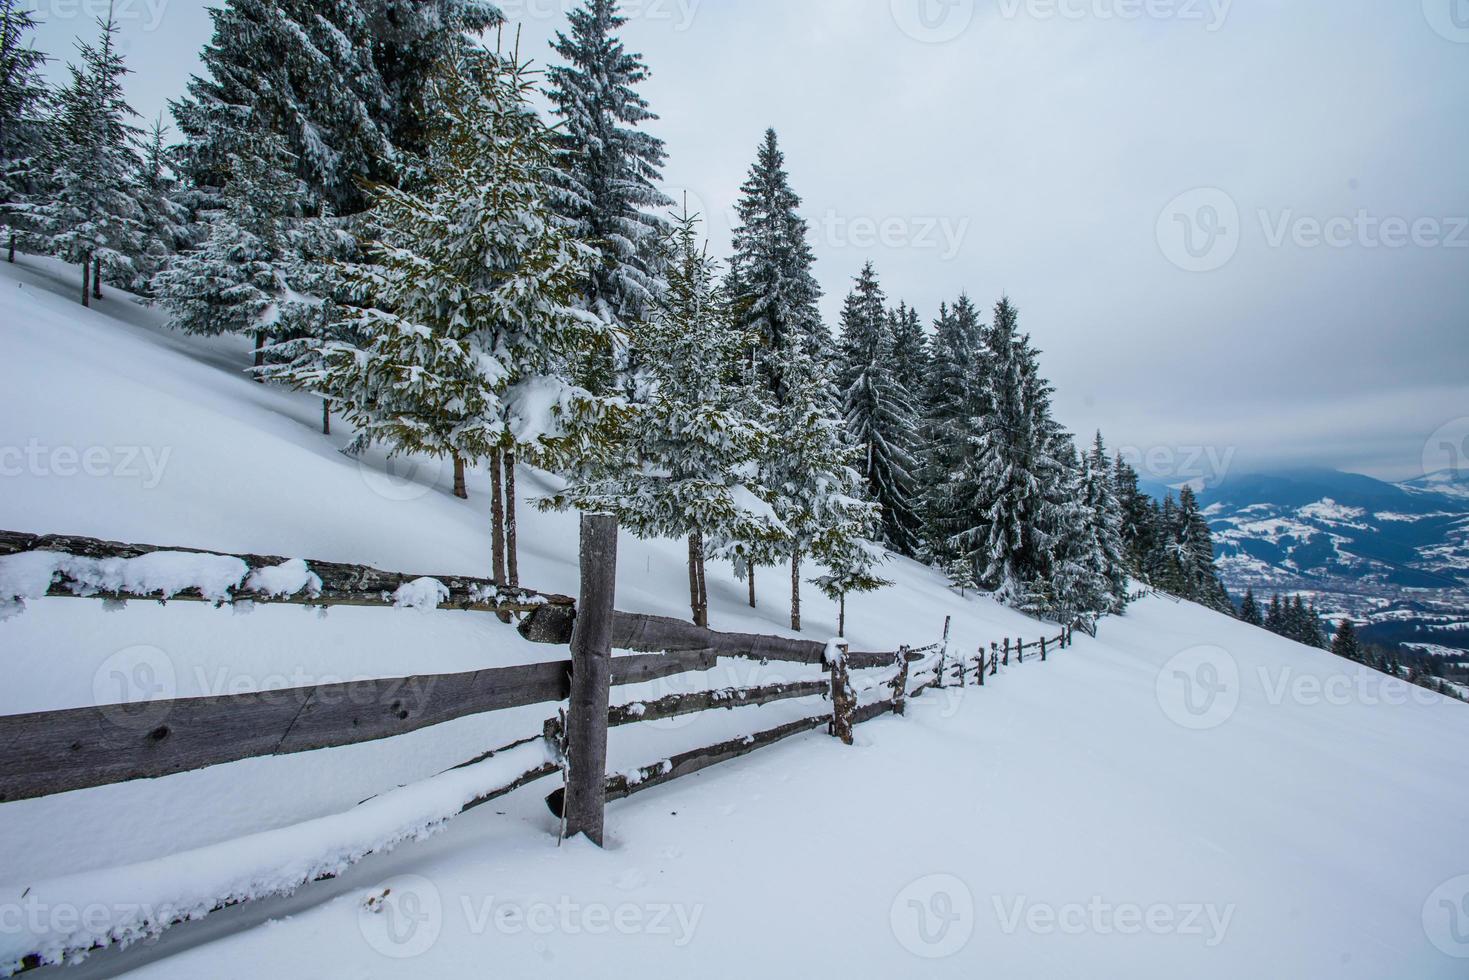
[611,612,827,664]
[0,529,576,641]
[607,679,829,728]
[563,514,617,847]
[0,650,711,803]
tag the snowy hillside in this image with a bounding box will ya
[3,256,1469,979]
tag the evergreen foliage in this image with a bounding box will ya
[0,0,48,260]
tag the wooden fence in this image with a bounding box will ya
[0,522,1078,973]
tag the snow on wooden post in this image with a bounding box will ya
[991,643,999,678]
[562,513,618,847]
[827,641,855,745]
[892,646,911,716]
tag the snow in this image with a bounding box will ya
[0,550,250,618]
[2,257,1469,979]
[0,740,554,974]
[392,577,450,612]
[242,559,322,599]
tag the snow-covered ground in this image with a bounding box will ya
[3,255,1469,978]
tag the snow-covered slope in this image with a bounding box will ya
[3,256,1468,979]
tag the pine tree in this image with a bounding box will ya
[946,557,979,597]
[888,301,929,401]
[953,297,1062,607]
[173,0,500,217]
[922,294,986,562]
[763,340,878,632]
[1265,593,1284,634]
[153,128,309,370]
[1239,588,1263,627]
[1112,455,1157,577]
[0,0,48,263]
[1331,619,1361,662]
[813,536,890,638]
[131,117,194,292]
[727,128,825,402]
[274,47,611,586]
[549,203,777,628]
[837,262,923,556]
[1083,433,1131,614]
[28,10,144,305]
[547,0,671,395]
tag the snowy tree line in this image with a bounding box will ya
[0,0,1238,634]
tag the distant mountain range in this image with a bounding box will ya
[1142,468,1469,655]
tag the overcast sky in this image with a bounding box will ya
[29,0,1469,485]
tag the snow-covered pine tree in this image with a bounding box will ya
[1112,454,1158,576]
[921,294,986,562]
[764,339,878,632]
[946,557,979,597]
[1174,486,1233,612]
[546,0,672,395]
[131,117,192,292]
[548,202,778,628]
[153,127,310,373]
[1084,433,1131,613]
[0,0,48,263]
[812,535,890,639]
[889,301,929,402]
[837,262,923,556]
[275,47,610,588]
[1044,442,1106,629]
[953,297,1063,607]
[727,128,826,402]
[29,10,143,305]
[1239,588,1263,627]
[1265,593,1284,634]
[173,0,500,217]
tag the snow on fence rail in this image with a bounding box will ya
[0,521,1081,975]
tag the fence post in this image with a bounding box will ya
[1017,639,1024,664]
[829,642,855,745]
[977,648,986,687]
[1002,638,1010,667]
[892,646,911,717]
[562,513,618,847]
[1041,636,1047,662]
[991,643,999,677]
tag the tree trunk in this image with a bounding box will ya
[490,450,507,588]
[838,593,846,638]
[790,552,802,632]
[453,455,468,500]
[7,231,15,263]
[697,542,708,627]
[321,399,331,436]
[92,255,102,300]
[748,562,757,608]
[505,450,519,588]
[81,257,90,308]
[253,332,267,383]
[688,533,702,627]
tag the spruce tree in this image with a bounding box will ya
[132,117,192,291]
[727,128,825,401]
[549,203,776,628]
[837,262,923,556]
[922,294,986,561]
[813,536,890,639]
[1265,594,1284,635]
[0,0,48,262]
[763,340,878,632]
[1331,620,1361,662]
[546,0,671,394]
[29,10,144,305]
[174,0,500,217]
[154,128,309,370]
[275,47,610,586]
[889,301,929,401]
[1239,588,1263,627]
[1083,433,1131,613]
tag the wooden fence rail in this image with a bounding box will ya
[1,522,1096,975]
